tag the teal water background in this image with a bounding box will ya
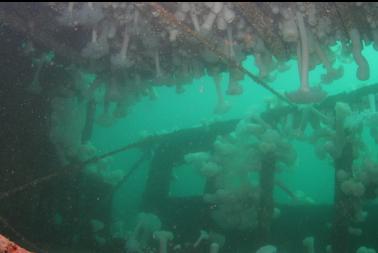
[89,44,378,229]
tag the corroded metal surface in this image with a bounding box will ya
[235,2,288,61]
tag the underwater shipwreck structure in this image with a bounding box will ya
[1,2,378,253]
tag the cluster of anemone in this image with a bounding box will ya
[125,212,163,253]
[311,103,374,196]
[294,101,378,243]
[184,115,296,230]
[49,95,88,163]
[351,155,378,200]
[183,99,377,241]
[201,185,260,230]
[309,102,362,160]
[77,143,126,186]
[123,212,227,253]
[44,2,378,116]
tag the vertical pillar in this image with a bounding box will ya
[332,142,355,253]
[258,152,276,244]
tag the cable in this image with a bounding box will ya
[0,135,158,200]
